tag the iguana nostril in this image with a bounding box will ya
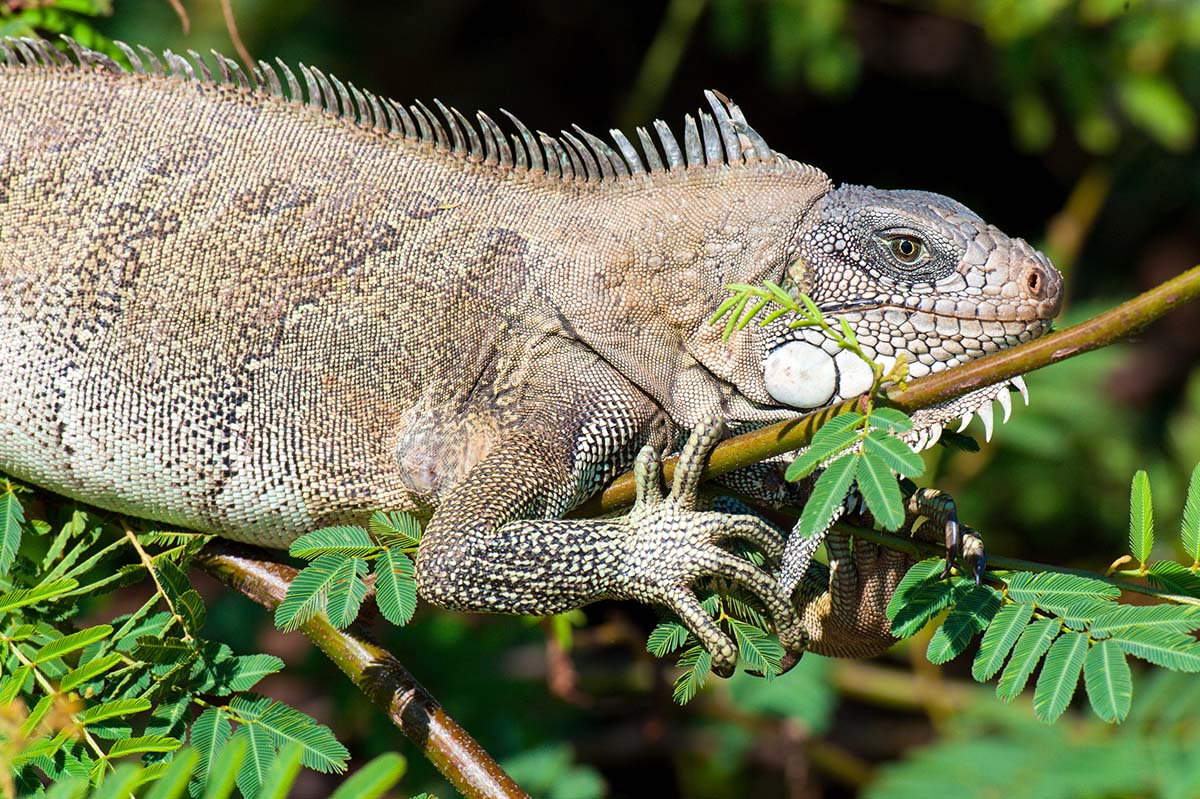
[1028,270,1040,294]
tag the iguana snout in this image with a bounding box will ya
[763,184,1064,413]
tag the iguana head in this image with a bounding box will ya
[761,184,1064,444]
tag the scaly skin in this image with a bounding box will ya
[0,38,1063,671]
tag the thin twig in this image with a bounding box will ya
[219,0,253,71]
[195,542,531,799]
[166,0,190,35]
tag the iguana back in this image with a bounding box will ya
[0,40,827,547]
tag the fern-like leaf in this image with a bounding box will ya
[996,618,1059,702]
[274,554,346,632]
[672,646,712,705]
[1108,627,1200,671]
[1004,571,1120,614]
[323,557,369,629]
[228,696,349,773]
[1084,639,1132,723]
[729,618,784,676]
[854,451,904,530]
[1033,631,1088,723]
[972,602,1035,681]
[0,487,24,577]
[646,621,690,657]
[784,413,863,481]
[33,625,112,665]
[862,429,924,477]
[1183,463,1200,565]
[288,526,379,560]
[796,454,857,539]
[927,584,1002,665]
[374,548,417,626]
[887,560,956,639]
[1129,470,1154,566]
[368,510,423,550]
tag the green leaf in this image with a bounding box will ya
[784,413,863,481]
[1117,74,1196,151]
[90,763,143,799]
[1004,571,1120,614]
[233,723,274,799]
[328,752,407,799]
[0,488,25,576]
[887,559,955,638]
[191,707,231,787]
[796,454,858,538]
[1183,463,1200,565]
[729,618,784,676]
[866,407,913,433]
[1090,603,1200,635]
[926,584,1002,665]
[0,578,78,613]
[324,557,369,629]
[863,429,924,477]
[374,548,417,626]
[34,625,112,665]
[1129,470,1154,566]
[60,652,123,692]
[288,526,379,559]
[1146,561,1200,598]
[972,603,1036,682]
[672,645,712,705]
[1033,631,1088,723]
[228,696,349,773]
[854,451,904,530]
[1109,627,1200,672]
[646,620,690,657]
[205,731,247,799]
[996,618,1059,702]
[259,741,304,799]
[274,554,347,631]
[368,510,423,550]
[107,734,182,758]
[143,746,199,799]
[1084,639,1132,723]
[77,698,151,725]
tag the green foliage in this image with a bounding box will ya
[0,484,409,797]
[0,0,123,62]
[885,463,1200,724]
[1129,469,1154,567]
[275,511,422,632]
[1183,463,1200,566]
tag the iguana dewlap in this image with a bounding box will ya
[0,38,1062,672]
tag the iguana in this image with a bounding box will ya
[0,37,1063,675]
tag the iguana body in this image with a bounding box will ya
[0,39,1062,671]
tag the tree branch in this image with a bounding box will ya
[578,264,1200,515]
[194,542,530,799]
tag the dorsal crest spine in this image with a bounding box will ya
[0,35,811,188]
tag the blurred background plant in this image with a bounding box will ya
[3,0,1199,796]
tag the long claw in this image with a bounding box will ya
[962,527,987,585]
[978,401,995,442]
[940,514,960,579]
[1012,375,1029,405]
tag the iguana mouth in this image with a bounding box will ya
[903,374,1030,451]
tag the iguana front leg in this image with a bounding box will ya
[416,414,805,677]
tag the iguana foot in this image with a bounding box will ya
[613,416,806,677]
[907,488,986,583]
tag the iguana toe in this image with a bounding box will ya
[615,417,806,675]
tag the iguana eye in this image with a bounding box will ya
[887,235,925,264]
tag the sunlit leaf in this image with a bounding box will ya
[1033,631,1088,723]
[927,584,1002,665]
[1182,463,1200,565]
[0,488,24,576]
[855,451,904,530]
[972,603,1035,681]
[863,429,924,477]
[646,621,690,657]
[327,752,407,799]
[1084,639,1132,723]
[289,526,379,560]
[997,618,1059,702]
[1129,470,1154,566]
[796,454,857,538]
[374,548,417,626]
[34,625,112,665]
[368,511,423,550]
